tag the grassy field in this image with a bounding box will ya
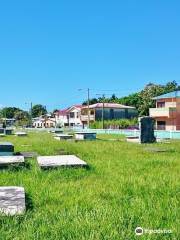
[0,132,179,240]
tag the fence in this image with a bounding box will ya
[24,127,180,139]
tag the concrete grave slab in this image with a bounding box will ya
[15,132,27,136]
[37,155,87,168]
[75,132,96,140]
[19,152,38,158]
[0,156,24,166]
[0,187,26,215]
[126,136,140,143]
[50,129,63,134]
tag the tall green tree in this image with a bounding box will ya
[31,104,47,118]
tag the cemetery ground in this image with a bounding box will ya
[0,132,179,240]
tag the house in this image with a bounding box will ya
[81,103,138,126]
[149,91,180,130]
[55,105,83,127]
[55,109,69,127]
[33,115,56,128]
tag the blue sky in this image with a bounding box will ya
[0,0,180,111]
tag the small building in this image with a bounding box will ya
[81,103,138,126]
[33,116,56,128]
[149,91,180,130]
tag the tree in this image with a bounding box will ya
[81,80,180,116]
[31,104,47,118]
[0,107,21,118]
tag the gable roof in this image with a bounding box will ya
[153,91,180,100]
[82,103,135,109]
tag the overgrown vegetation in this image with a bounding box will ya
[83,80,180,116]
[90,118,138,129]
[0,132,179,239]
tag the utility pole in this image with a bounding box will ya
[102,94,105,129]
[96,94,106,129]
[87,88,90,129]
[30,102,33,127]
[25,102,33,127]
[78,88,90,129]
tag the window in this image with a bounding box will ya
[70,112,75,118]
[157,121,166,130]
[157,102,165,108]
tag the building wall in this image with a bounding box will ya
[154,97,180,130]
[68,108,82,126]
[95,108,137,121]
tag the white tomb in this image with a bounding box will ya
[37,155,87,168]
[15,132,27,136]
[75,132,96,140]
[0,156,24,166]
[0,187,26,215]
[54,134,74,140]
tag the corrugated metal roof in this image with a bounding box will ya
[82,103,135,109]
[153,91,180,100]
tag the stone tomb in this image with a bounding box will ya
[54,134,74,140]
[0,156,24,166]
[15,132,27,137]
[37,155,87,168]
[5,129,13,135]
[0,128,5,134]
[0,142,14,156]
[75,132,97,140]
[0,187,26,215]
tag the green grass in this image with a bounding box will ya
[0,132,179,240]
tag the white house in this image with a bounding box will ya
[33,115,56,128]
[55,109,69,127]
[55,105,83,127]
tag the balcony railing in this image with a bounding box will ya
[81,115,95,122]
[149,107,176,118]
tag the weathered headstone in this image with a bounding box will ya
[0,156,24,166]
[0,142,14,156]
[139,117,156,144]
[75,132,96,140]
[0,187,26,215]
[37,155,87,168]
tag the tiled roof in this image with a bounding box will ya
[82,103,135,109]
[57,109,69,116]
[153,91,180,100]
